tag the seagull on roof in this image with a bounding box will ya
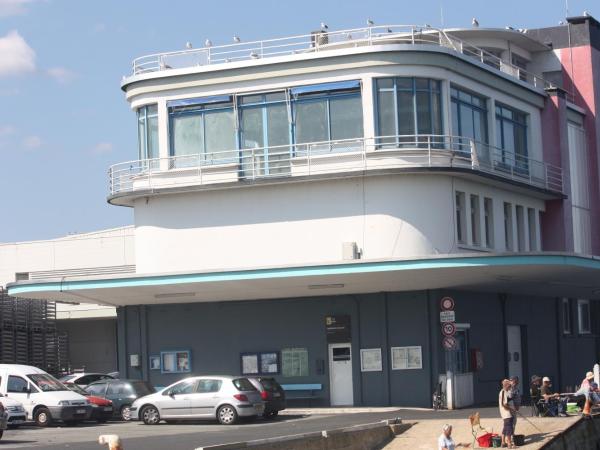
[185,42,193,49]
[472,18,479,27]
[204,39,212,47]
[320,22,328,30]
[367,18,374,26]
[233,36,241,43]
[505,26,514,30]
[583,10,590,17]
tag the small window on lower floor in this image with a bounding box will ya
[528,208,538,251]
[562,298,571,334]
[456,192,466,244]
[484,197,494,248]
[504,202,514,251]
[578,299,591,334]
[516,205,525,251]
[470,194,481,246]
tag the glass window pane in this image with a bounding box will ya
[503,121,515,153]
[415,78,429,90]
[397,91,415,136]
[295,100,328,143]
[265,92,286,102]
[459,104,474,139]
[395,77,413,90]
[266,104,290,174]
[416,91,432,134]
[495,118,503,148]
[172,114,203,167]
[376,78,394,89]
[138,112,146,160]
[330,95,363,141]
[241,95,264,104]
[147,113,159,160]
[204,109,236,162]
[241,107,264,149]
[431,91,442,137]
[377,91,396,143]
[451,101,460,137]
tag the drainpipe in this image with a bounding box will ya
[555,298,563,390]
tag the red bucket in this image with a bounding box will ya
[477,433,498,448]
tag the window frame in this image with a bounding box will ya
[455,191,467,244]
[504,202,514,251]
[470,194,481,247]
[137,104,159,161]
[577,299,591,334]
[375,77,443,147]
[484,197,494,248]
[495,103,528,172]
[450,86,489,152]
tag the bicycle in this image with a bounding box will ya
[433,382,446,410]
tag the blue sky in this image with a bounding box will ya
[0,0,594,242]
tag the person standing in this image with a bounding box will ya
[508,376,521,432]
[499,379,515,448]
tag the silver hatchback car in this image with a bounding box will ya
[129,376,264,425]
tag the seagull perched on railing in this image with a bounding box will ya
[320,22,328,31]
[367,18,374,26]
[233,36,241,43]
[204,39,212,47]
[185,42,193,49]
[472,17,479,27]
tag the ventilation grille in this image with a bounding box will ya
[28,265,136,280]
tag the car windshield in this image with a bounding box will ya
[132,382,155,396]
[28,374,69,392]
[65,384,87,396]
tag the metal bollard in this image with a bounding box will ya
[98,434,123,450]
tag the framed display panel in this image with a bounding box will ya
[391,346,423,370]
[241,351,280,375]
[149,355,161,370]
[161,350,191,374]
[281,348,309,377]
[360,348,383,372]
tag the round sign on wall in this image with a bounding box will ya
[442,322,456,337]
[442,336,457,350]
[440,296,455,311]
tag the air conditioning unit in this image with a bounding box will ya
[342,242,360,260]
[311,30,329,47]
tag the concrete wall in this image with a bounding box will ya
[57,318,118,373]
[134,175,546,275]
[117,289,599,408]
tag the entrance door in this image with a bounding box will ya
[506,325,523,383]
[328,343,354,406]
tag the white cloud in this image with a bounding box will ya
[0,30,35,77]
[0,0,37,17]
[22,135,41,149]
[47,66,76,84]
[91,142,113,155]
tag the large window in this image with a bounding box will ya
[138,104,159,161]
[292,81,363,153]
[169,96,236,167]
[451,87,488,154]
[239,92,290,176]
[376,77,442,146]
[495,104,528,172]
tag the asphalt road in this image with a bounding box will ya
[0,407,503,450]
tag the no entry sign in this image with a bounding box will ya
[442,322,456,337]
[442,336,457,350]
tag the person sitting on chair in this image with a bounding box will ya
[541,376,567,417]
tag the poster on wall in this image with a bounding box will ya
[241,353,259,375]
[149,355,161,370]
[391,346,423,370]
[260,352,279,374]
[161,350,191,374]
[281,348,309,377]
[360,348,382,372]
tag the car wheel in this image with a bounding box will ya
[34,407,52,427]
[141,405,160,425]
[217,405,238,425]
[120,405,131,421]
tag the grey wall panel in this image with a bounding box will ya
[57,318,117,373]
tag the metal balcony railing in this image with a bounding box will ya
[129,25,554,90]
[107,135,563,198]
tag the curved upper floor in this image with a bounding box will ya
[110,25,563,206]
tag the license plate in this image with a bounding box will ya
[76,409,86,414]
[254,404,264,412]
[104,407,113,412]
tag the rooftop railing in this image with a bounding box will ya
[129,25,554,90]
[108,135,563,199]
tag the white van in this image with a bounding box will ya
[0,365,92,426]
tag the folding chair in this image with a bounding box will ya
[469,412,491,448]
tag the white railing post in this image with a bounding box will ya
[411,27,415,44]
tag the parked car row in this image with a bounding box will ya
[0,364,287,431]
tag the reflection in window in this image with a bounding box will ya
[451,87,488,156]
[240,92,290,176]
[138,104,159,161]
[169,97,236,167]
[376,77,442,147]
[495,104,528,173]
[293,82,363,154]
